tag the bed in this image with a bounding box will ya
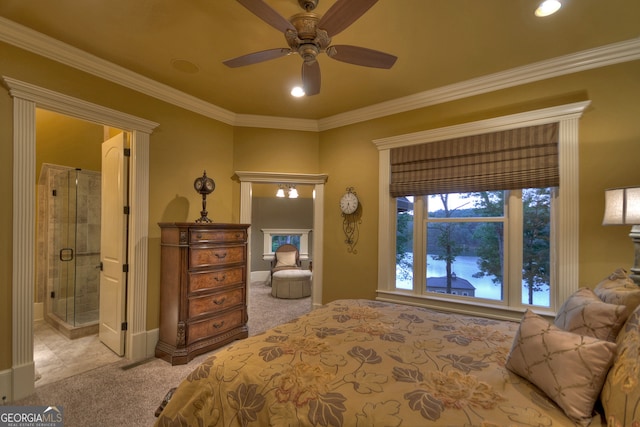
[155,272,640,427]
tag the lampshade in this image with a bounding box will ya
[288,186,299,199]
[603,187,640,225]
[276,185,285,198]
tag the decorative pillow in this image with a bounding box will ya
[594,268,640,314]
[554,287,629,342]
[600,305,640,427]
[506,310,617,426]
[275,250,297,268]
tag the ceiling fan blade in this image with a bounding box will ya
[318,0,378,36]
[223,48,292,68]
[302,61,321,96]
[327,45,397,69]
[237,0,295,33]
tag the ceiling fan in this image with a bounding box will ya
[223,0,397,96]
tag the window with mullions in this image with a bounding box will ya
[396,189,553,308]
[377,103,589,318]
[271,234,301,251]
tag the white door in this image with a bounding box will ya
[99,132,129,355]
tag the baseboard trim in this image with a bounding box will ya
[33,302,43,321]
[250,271,270,283]
[0,368,11,403]
[129,329,158,361]
[11,362,34,402]
[145,329,159,359]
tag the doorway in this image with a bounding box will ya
[7,77,158,401]
[235,171,328,310]
[33,111,128,384]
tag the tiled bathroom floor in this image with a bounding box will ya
[33,320,122,387]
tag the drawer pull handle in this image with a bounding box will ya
[212,321,225,329]
[215,252,228,259]
[214,275,226,282]
[213,297,226,305]
[196,233,203,239]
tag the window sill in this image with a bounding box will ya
[375,290,556,323]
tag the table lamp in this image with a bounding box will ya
[603,187,640,285]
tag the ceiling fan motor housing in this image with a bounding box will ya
[297,0,319,11]
[287,12,331,63]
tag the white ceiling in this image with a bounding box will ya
[1,0,639,120]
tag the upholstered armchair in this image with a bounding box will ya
[270,244,301,283]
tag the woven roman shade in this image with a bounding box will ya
[389,122,559,197]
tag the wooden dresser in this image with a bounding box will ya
[155,222,250,365]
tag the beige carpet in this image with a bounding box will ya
[13,281,311,427]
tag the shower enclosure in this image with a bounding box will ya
[41,166,101,337]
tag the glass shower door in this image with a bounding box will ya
[51,170,78,323]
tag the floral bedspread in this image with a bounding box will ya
[155,299,603,426]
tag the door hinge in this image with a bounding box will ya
[123,206,130,215]
[99,262,103,271]
[121,322,128,331]
[124,148,131,157]
[123,264,129,273]
[50,291,55,298]
[52,189,57,197]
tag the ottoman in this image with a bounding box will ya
[271,269,312,299]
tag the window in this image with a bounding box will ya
[271,234,301,252]
[397,189,554,309]
[262,228,311,261]
[375,102,589,319]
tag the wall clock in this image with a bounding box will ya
[194,170,215,223]
[340,187,361,253]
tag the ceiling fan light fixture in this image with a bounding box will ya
[291,86,306,97]
[535,0,562,17]
[228,0,397,95]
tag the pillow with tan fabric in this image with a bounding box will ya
[600,304,640,426]
[594,268,640,314]
[554,287,629,342]
[506,310,617,426]
[275,250,297,268]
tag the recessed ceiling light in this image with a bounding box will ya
[535,0,561,17]
[170,59,199,74]
[291,86,305,97]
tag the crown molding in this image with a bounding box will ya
[234,114,319,132]
[320,37,640,131]
[0,17,236,126]
[1,16,638,132]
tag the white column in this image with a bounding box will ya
[12,96,36,400]
[557,116,580,305]
[127,130,151,360]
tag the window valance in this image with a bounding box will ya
[389,122,559,197]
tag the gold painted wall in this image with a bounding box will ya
[35,109,104,173]
[0,41,238,369]
[1,35,640,377]
[319,60,640,302]
[232,127,320,173]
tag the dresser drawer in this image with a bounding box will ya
[190,245,246,268]
[188,308,244,342]
[190,229,247,244]
[188,287,244,318]
[188,266,244,293]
